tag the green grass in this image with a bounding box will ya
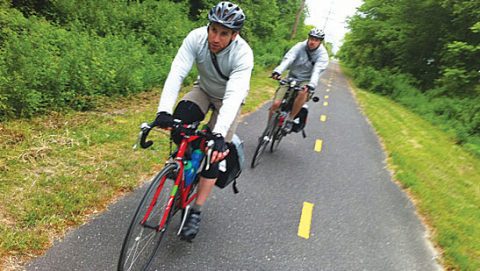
[354,89,480,271]
[0,69,277,269]
[243,69,277,112]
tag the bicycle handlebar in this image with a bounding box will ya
[137,120,214,149]
[139,122,154,149]
[272,77,305,92]
[272,77,319,104]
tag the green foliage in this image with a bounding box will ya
[239,0,306,67]
[437,41,480,96]
[352,66,416,96]
[253,38,297,67]
[241,0,280,40]
[0,0,306,121]
[0,1,194,120]
[10,0,52,16]
[340,0,479,91]
[323,41,334,58]
[338,0,480,158]
[350,64,480,155]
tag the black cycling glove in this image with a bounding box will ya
[153,111,174,128]
[212,133,228,153]
[271,71,281,80]
[306,84,315,92]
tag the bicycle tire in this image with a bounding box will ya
[118,163,178,271]
[270,125,284,153]
[251,117,276,168]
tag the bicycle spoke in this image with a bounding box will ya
[125,229,156,271]
[118,164,178,271]
[251,137,268,168]
[270,126,284,153]
[251,115,277,168]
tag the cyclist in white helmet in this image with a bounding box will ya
[271,28,329,133]
[152,1,253,241]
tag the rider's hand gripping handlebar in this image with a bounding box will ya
[135,120,217,170]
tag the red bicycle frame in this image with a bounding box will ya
[141,133,205,231]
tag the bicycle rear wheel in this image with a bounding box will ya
[251,117,276,168]
[118,163,178,271]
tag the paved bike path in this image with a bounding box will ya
[27,61,442,270]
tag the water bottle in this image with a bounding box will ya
[184,160,196,187]
[190,149,204,174]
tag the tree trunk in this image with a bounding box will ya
[291,0,306,39]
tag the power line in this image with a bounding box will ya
[322,0,335,31]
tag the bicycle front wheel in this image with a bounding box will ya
[118,163,178,271]
[270,125,284,153]
[251,117,276,168]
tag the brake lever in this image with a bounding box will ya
[205,140,214,170]
[138,122,154,149]
[133,130,142,150]
[133,123,150,150]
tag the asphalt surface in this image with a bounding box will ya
[27,62,442,271]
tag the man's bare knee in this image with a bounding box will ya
[270,100,281,111]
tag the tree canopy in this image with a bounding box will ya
[339,0,480,155]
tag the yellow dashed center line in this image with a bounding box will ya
[326,88,330,92]
[320,115,327,122]
[298,202,314,239]
[314,139,323,152]
[324,95,329,99]
[323,101,329,106]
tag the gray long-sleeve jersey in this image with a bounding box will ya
[157,26,254,137]
[273,40,329,89]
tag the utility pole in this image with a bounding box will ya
[291,0,306,39]
[323,0,334,30]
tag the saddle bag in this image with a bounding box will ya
[215,134,244,193]
[292,105,308,133]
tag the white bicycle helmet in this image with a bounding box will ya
[208,1,245,31]
[308,28,325,40]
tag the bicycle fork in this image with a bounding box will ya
[140,171,182,232]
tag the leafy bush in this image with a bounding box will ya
[352,66,397,95]
[253,38,298,67]
[346,61,480,155]
[0,2,194,120]
[0,0,306,121]
[339,0,480,157]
